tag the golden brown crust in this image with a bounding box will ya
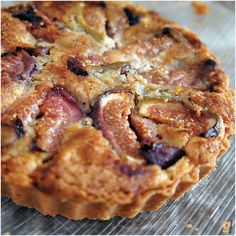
[1,11,36,53]
[31,125,166,204]
[1,1,235,220]
[1,157,217,220]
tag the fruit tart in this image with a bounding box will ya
[1,1,235,220]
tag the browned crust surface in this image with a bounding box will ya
[1,1,235,220]
[1,160,216,220]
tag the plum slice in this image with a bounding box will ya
[140,143,185,169]
[35,87,83,152]
[1,50,36,81]
[139,100,194,128]
[129,113,185,168]
[138,99,217,136]
[129,113,160,145]
[91,90,141,158]
[1,82,52,126]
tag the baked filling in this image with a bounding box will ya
[1,1,234,220]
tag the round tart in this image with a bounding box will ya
[1,1,235,220]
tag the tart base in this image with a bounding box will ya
[2,163,215,220]
[1,1,234,221]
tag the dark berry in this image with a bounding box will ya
[35,112,44,119]
[200,121,221,138]
[67,57,88,77]
[105,20,113,37]
[15,118,24,138]
[155,27,172,38]
[140,143,185,169]
[124,8,140,26]
[12,6,43,26]
[203,59,217,69]
[51,86,61,94]
[98,1,106,9]
[162,27,172,35]
[206,85,214,92]
[31,139,41,151]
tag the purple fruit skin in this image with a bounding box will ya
[119,164,145,177]
[140,143,185,169]
[91,90,185,169]
[49,86,84,119]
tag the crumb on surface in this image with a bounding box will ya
[223,221,231,233]
[192,1,209,15]
[185,223,199,231]
[185,223,193,229]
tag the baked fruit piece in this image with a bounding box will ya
[1,1,235,220]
